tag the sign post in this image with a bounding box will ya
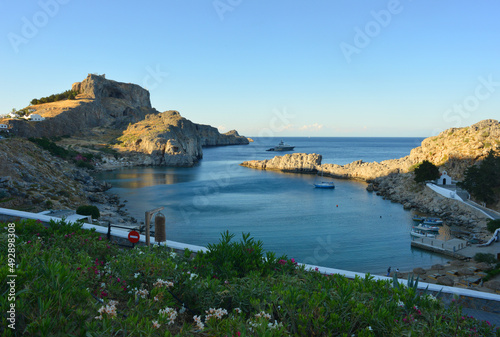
[128,230,140,246]
[145,207,164,246]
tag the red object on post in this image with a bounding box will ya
[128,230,140,244]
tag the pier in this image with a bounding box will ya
[411,235,468,258]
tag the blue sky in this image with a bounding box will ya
[1,0,499,137]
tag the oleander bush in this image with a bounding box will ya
[76,205,101,220]
[1,219,499,336]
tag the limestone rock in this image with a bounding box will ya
[118,110,248,167]
[450,260,464,267]
[475,262,493,271]
[457,268,474,276]
[431,264,445,270]
[484,280,500,292]
[436,276,455,286]
[241,153,321,173]
[413,268,426,275]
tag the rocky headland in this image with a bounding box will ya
[0,74,248,217]
[1,74,249,168]
[242,120,500,240]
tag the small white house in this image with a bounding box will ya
[0,124,8,130]
[436,171,453,186]
[8,112,19,118]
[27,114,45,121]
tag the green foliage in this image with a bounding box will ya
[474,253,498,264]
[486,219,500,233]
[28,137,96,169]
[413,160,440,184]
[1,222,498,336]
[193,231,292,280]
[28,137,72,159]
[30,90,78,105]
[457,150,500,204]
[76,205,100,219]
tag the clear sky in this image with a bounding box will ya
[1,0,499,137]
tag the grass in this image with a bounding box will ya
[1,220,499,336]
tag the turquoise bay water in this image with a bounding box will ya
[95,137,451,274]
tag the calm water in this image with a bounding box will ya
[95,137,452,274]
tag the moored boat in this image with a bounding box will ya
[266,140,295,151]
[410,228,436,238]
[314,181,335,189]
[412,215,425,222]
[422,218,443,225]
[413,223,440,232]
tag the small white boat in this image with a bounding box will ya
[413,224,440,232]
[266,140,295,151]
[314,181,335,189]
[410,228,436,238]
[423,218,443,225]
[314,170,335,189]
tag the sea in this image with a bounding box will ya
[94,137,453,275]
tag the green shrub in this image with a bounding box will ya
[1,223,498,336]
[413,160,440,184]
[486,219,500,233]
[474,253,497,264]
[30,90,78,105]
[76,205,100,219]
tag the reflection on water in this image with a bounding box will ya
[95,167,201,189]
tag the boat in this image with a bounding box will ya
[412,215,426,222]
[413,223,440,232]
[314,181,335,189]
[422,218,443,225]
[410,228,436,238]
[266,140,295,151]
[314,170,335,189]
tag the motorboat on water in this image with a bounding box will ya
[422,218,443,225]
[410,228,436,238]
[413,223,440,232]
[266,140,295,151]
[412,215,426,222]
[412,215,443,225]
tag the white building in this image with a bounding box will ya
[436,171,454,186]
[27,114,45,121]
[0,124,8,130]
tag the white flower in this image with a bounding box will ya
[135,289,149,299]
[189,273,198,280]
[193,315,205,330]
[152,320,161,329]
[158,307,177,325]
[134,272,140,278]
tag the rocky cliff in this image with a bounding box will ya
[242,120,500,182]
[241,120,500,233]
[116,110,249,167]
[0,138,112,211]
[5,74,156,138]
[1,74,249,167]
